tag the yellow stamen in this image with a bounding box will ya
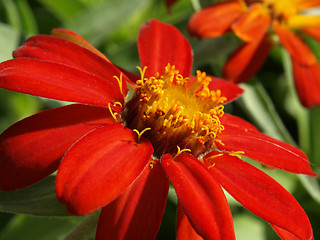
[108,103,121,123]
[208,163,216,169]
[114,73,124,96]
[137,66,147,84]
[214,139,225,146]
[173,146,192,160]
[228,151,245,159]
[206,153,224,162]
[133,128,151,141]
[125,63,227,158]
[149,159,156,169]
[113,101,123,108]
[204,153,223,169]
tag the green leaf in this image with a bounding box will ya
[237,81,295,143]
[0,175,70,216]
[233,214,267,240]
[310,107,320,170]
[0,214,80,240]
[298,175,320,203]
[0,23,20,62]
[2,0,21,30]
[16,0,38,34]
[0,89,42,132]
[64,0,149,46]
[37,0,85,21]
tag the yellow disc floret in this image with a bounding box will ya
[124,64,227,158]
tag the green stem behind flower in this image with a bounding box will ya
[190,0,201,11]
[281,49,320,202]
[235,49,320,203]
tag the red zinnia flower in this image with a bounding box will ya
[0,19,316,240]
[188,0,320,108]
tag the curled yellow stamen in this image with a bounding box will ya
[204,153,223,169]
[137,66,147,83]
[108,103,121,123]
[133,128,151,141]
[208,163,216,169]
[173,146,191,160]
[114,73,124,96]
[228,151,245,159]
[113,101,123,108]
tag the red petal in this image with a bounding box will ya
[273,225,315,240]
[207,76,243,104]
[161,153,235,240]
[231,3,271,42]
[13,34,128,95]
[177,202,204,240]
[0,104,114,191]
[222,34,272,83]
[291,58,320,108]
[138,19,193,77]
[188,1,244,38]
[56,124,153,215]
[303,27,320,42]
[96,160,169,240]
[205,152,314,240]
[0,58,124,107]
[51,28,110,61]
[274,21,317,66]
[217,114,316,175]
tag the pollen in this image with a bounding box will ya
[124,64,227,158]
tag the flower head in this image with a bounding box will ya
[0,19,316,239]
[188,0,320,108]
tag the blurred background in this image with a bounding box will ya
[0,0,319,239]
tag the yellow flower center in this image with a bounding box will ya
[245,0,320,28]
[124,64,226,158]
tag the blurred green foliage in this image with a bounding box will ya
[0,0,319,239]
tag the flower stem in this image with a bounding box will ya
[281,49,320,203]
[190,0,201,11]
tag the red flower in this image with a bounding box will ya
[188,0,320,108]
[0,19,316,240]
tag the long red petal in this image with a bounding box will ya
[222,34,272,83]
[274,21,317,66]
[138,19,193,77]
[205,152,314,240]
[96,160,169,240]
[216,114,316,175]
[56,124,153,215]
[291,58,320,108]
[231,3,270,42]
[273,225,315,240]
[188,1,244,39]
[0,104,114,191]
[51,28,110,61]
[13,34,128,95]
[161,153,235,240]
[177,202,204,240]
[0,58,125,107]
